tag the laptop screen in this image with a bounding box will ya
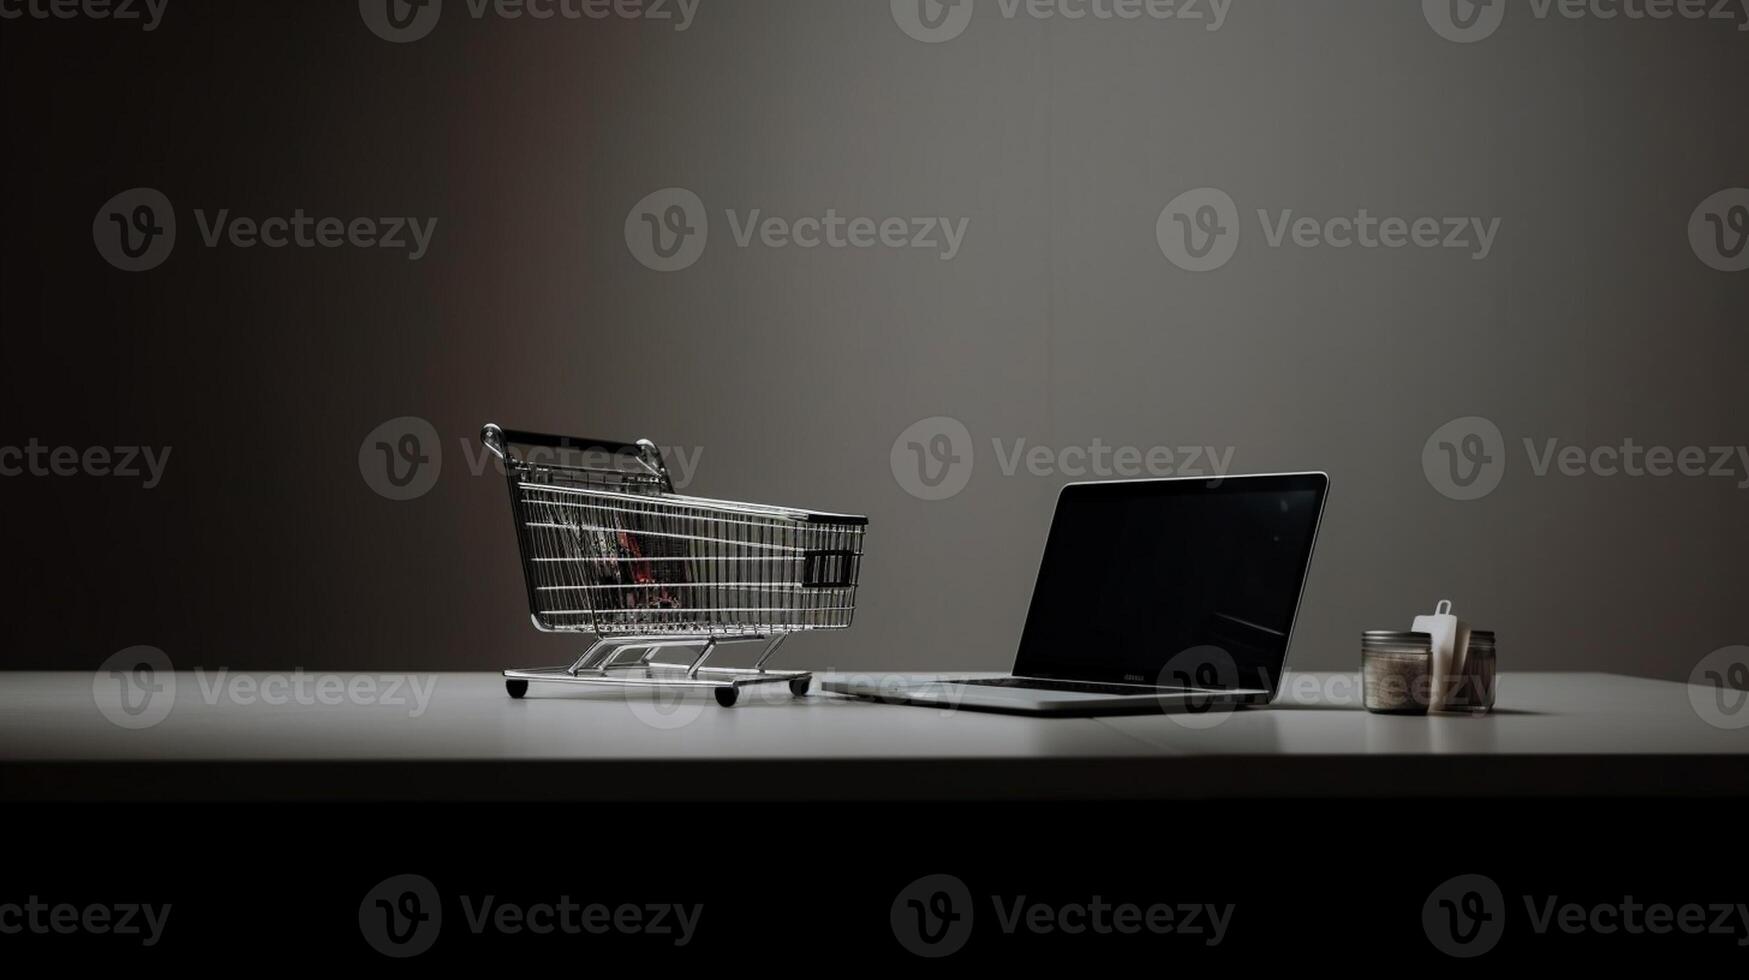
[1012,474,1327,693]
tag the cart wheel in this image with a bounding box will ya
[788,676,811,697]
[714,687,739,708]
[506,679,529,699]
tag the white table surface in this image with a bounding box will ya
[3,671,1744,801]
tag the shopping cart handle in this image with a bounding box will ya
[480,423,648,459]
[481,423,671,486]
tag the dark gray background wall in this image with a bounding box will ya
[3,0,1746,680]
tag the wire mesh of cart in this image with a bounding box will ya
[483,424,868,707]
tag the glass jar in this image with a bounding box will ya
[1362,631,1434,714]
[1444,630,1496,714]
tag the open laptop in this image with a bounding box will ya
[825,473,1328,716]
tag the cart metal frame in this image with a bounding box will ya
[484,423,866,707]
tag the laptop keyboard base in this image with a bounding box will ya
[952,677,1192,697]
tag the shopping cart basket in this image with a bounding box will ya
[483,423,867,706]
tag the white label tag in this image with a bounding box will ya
[1412,599,1470,710]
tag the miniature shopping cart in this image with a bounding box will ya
[483,423,867,707]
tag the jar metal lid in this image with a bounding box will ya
[1363,630,1432,641]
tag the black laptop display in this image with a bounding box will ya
[1014,475,1325,695]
